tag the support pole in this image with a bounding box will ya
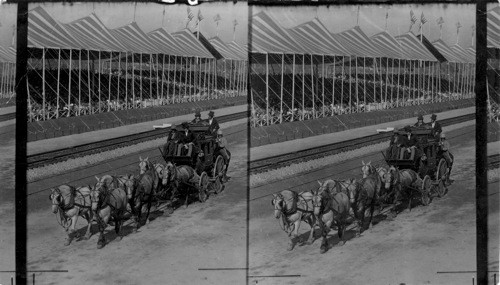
[125,52,128,108]
[280,54,284,123]
[397,59,400,107]
[291,54,295,121]
[341,56,344,112]
[98,51,101,112]
[363,57,366,110]
[78,50,81,115]
[68,49,72,117]
[302,54,305,120]
[332,56,336,112]
[266,53,269,126]
[42,48,46,120]
[87,50,91,114]
[56,49,61,118]
[311,54,315,118]
[355,56,359,113]
[173,56,177,103]
[322,55,325,117]
[161,54,165,103]
[117,52,121,109]
[108,52,112,111]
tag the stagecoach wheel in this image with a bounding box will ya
[421,175,431,206]
[436,158,448,183]
[198,172,209,203]
[436,180,446,198]
[213,177,223,194]
[214,155,225,180]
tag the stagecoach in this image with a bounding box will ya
[383,125,450,205]
[159,121,227,202]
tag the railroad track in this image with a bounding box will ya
[0,112,15,122]
[249,113,475,174]
[27,111,247,169]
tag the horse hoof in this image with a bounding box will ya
[64,239,72,246]
[305,240,313,245]
[320,247,327,254]
[82,234,91,240]
[286,244,295,251]
[97,243,104,249]
[116,236,122,241]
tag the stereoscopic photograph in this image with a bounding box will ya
[18,1,248,284]
[1,0,499,284]
[248,3,498,284]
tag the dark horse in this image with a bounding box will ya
[348,161,382,235]
[90,185,127,249]
[125,157,160,230]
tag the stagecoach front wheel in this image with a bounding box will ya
[214,155,225,179]
[436,158,448,197]
[213,177,222,194]
[198,172,209,203]
[421,175,431,206]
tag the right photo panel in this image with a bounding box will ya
[249,3,497,284]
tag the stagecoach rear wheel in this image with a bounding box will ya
[198,172,209,203]
[436,180,446,198]
[436,158,448,181]
[214,155,225,179]
[436,158,448,197]
[212,177,223,194]
[421,175,431,206]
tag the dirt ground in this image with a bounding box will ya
[23,123,248,285]
[248,126,499,285]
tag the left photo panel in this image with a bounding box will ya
[0,2,17,285]
[24,2,248,284]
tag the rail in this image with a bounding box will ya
[27,111,247,169]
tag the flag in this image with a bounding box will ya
[456,21,462,33]
[410,10,417,24]
[187,7,194,21]
[214,14,221,23]
[197,10,203,22]
[420,12,427,25]
[436,17,444,26]
[233,19,238,28]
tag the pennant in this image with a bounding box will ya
[197,10,203,22]
[420,12,427,25]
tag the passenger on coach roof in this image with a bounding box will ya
[192,109,203,124]
[428,113,442,139]
[414,114,426,127]
[399,127,419,160]
[206,110,220,136]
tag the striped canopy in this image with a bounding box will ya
[395,32,438,62]
[28,6,81,50]
[209,37,242,60]
[148,28,185,57]
[0,46,16,63]
[335,26,383,58]
[450,44,474,63]
[171,30,214,59]
[110,22,159,54]
[432,39,465,63]
[63,13,127,52]
[488,6,500,49]
[251,11,304,55]
[226,41,247,60]
[371,31,408,59]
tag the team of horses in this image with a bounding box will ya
[49,156,206,249]
[272,161,429,254]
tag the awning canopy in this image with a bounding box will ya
[335,26,383,58]
[0,46,16,63]
[431,39,465,63]
[171,30,214,59]
[209,37,242,60]
[371,31,408,59]
[148,27,185,57]
[62,13,127,52]
[488,6,500,49]
[110,22,159,55]
[450,44,474,63]
[395,32,438,62]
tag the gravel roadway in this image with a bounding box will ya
[249,125,499,285]
[24,122,248,285]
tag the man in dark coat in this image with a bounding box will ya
[207,110,220,135]
[428,113,442,138]
[399,127,418,159]
[178,122,196,156]
[163,129,179,156]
